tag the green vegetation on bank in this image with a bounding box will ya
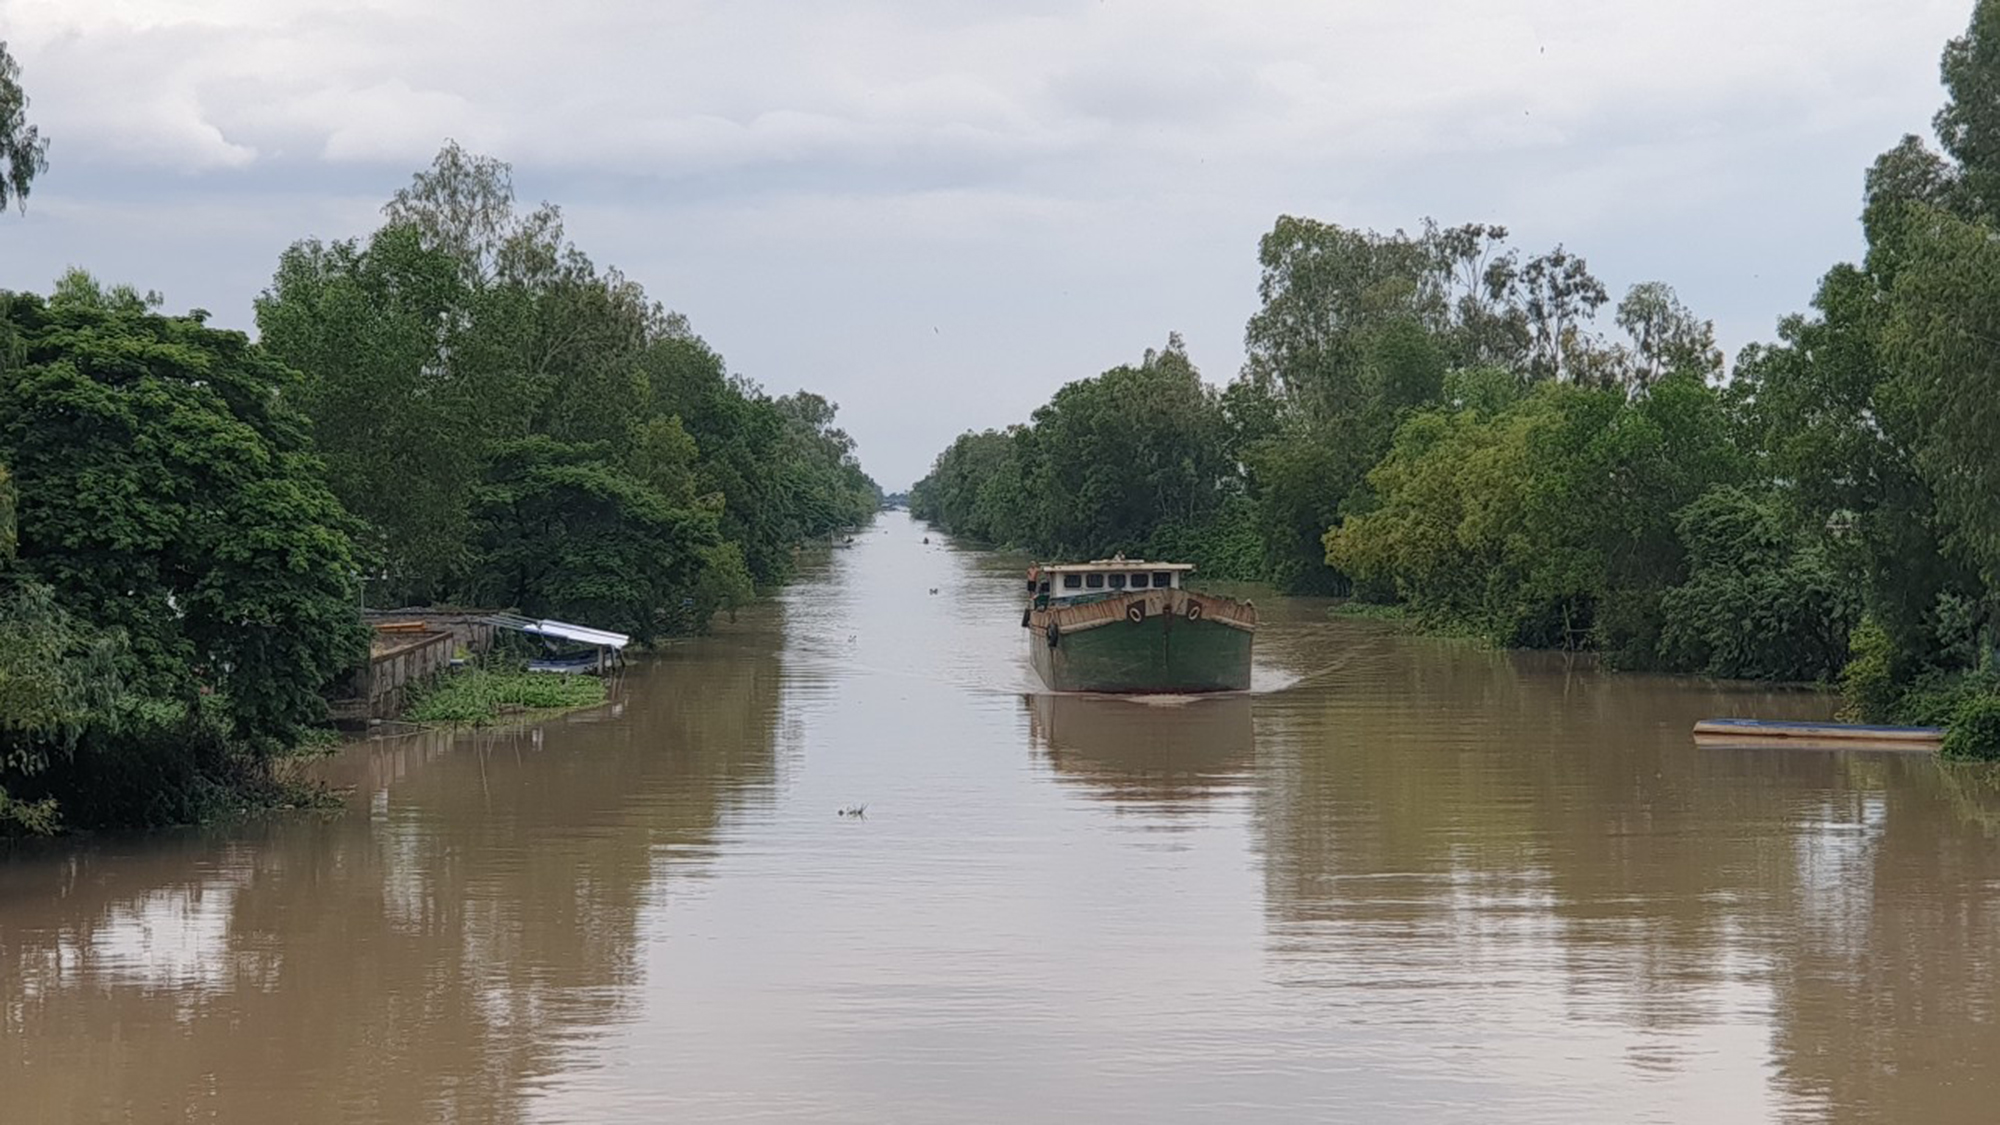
[403,669,608,726]
[0,281,372,832]
[915,1,2000,755]
[2,143,875,835]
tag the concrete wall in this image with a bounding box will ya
[361,631,457,719]
[331,618,481,724]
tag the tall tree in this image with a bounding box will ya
[383,139,523,283]
[1614,282,1721,391]
[1026,336,1231,556]
[1506,246,1610,385]
[1937,0,2000,218]
[0,41,49,214]
[1882,204,2000,591]
[1729,0,2000,690]
[258,224,514,600]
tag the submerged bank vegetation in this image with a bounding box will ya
[1,146,876,834]
[915,1,2000,752]
[403,668,608,727]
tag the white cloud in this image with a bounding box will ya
[0,0,1978,484]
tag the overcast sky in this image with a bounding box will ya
[0,0,1976,487]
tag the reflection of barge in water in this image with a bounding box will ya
[1026,692,1253,803]
[1023,558,1256,693]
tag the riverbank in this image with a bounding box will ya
[1335,594,2000,759]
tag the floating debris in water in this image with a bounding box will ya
[837,805,867,818]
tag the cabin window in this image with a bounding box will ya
[1038,581,1051,595]
[1108,574,1126,590]
[1063,574,1082,590]
[1130,573,1150,588]
[1151,572,1172,588]
[1085,573,1105,589]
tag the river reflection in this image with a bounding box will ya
[1027,692,1253,813]
[0,625,785,1125]
[7,512,2000,1123]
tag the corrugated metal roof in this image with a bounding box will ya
[487,613,631,649]
[526,620,630,649]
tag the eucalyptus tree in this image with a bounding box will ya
[1614,282,1721,391]
[1506,246,1610,385]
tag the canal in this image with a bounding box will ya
[5,511,1998,1123]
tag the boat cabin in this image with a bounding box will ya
[1028,557,1195,603]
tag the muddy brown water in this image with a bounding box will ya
[6,511,2000,1123]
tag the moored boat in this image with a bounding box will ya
[1022,557,1255,693]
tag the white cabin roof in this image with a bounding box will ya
[1037,558,1196,574]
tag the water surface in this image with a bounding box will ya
[6,512,1998,1123]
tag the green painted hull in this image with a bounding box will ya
[1028,610,1252,693]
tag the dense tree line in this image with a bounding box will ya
[259,143,878,638]
[918,1,2000,752]
[1,145,876,833]
[911,335,1263,580]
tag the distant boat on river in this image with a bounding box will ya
[1023,557,1255,693]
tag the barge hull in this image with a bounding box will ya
[1027,591,1253,693]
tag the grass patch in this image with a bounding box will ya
[291,726,345,756]
[404,668,608,726]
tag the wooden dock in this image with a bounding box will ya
[1692,718,1944,752]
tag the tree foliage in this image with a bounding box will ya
[1656,488,1858,681]
[259,143,878,630]
[919,217,1724,606]
[0,285,370,831]
[467,438,720,643]
[0,40,49,214]
[912,336,1258,578]
[1324,376,1741,657]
